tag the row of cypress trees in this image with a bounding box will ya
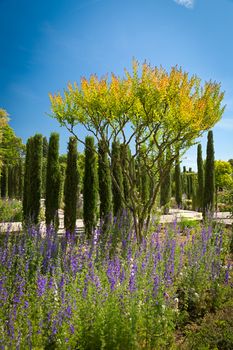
[21,129,216,231]
[169,130,215,216]
[22,133,79,230]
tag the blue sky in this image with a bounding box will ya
[1,0,233,169]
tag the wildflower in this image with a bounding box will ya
[37,275,47,297]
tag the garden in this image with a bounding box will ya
[0,62,233,349]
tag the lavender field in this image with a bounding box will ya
[0,220,232,349]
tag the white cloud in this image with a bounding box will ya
[174,0,194,8]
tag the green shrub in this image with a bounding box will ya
[0,199,22,222]
[183,304,233,350]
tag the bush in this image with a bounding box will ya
[183,304,233,349]
[0,199,22,222]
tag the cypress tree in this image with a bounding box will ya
[111,140,124,217]
[42,137,48,198]
[42,137,48,157]
[197,144,204,212]
[98,140,112,223]
[19,158,24,200]
[45,133,61,227]
[160,154,171,213]
[203,130,215,217]
[175,158,182,207]
[192,177,198,211]
[29,134,43,225]
[64,137,78,233]
[7,165,13,199]
[83,136,98,238]
[1,163,8,198]
[120,144,131,205]
[23,137,32,223]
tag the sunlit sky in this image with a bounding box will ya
[1,0,233,169]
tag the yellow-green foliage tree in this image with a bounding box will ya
[215,160,233,191]
[49,61,224,241]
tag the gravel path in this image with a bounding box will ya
[0,210,232,234]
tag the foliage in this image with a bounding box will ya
[1,124,25,164]
[49,61,225,241]
[215,160,233,190]
[64,137,78,233]
[203,130,215,217]
[175,157,182,207]
[111,140,124,217]
[0,108,9,169]
[0,164,8,198]
[197,144,204,212]
[22,135,43,225]
[183,303,233,350]
[98,140,112,226]
[23,138,32,223]
[30,134,43,225]
[45,133,61,228]
[120,144,131,205]
[83,136,98,238]
[0,199,22,222]
[160,152,172,213]
[0,220,232,349]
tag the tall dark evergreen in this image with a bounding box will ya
[120,144,131,205]
[175,158,182,207]
[197,144,204,212]
[41,137,48,198]
[45,133,61,227]
[111,141,124,217]
[160,154,171,213]
[83,136,98,238]
[64,137,78,233]
[23,138,32,223]
[98,140,112,223]
[42,137,48,157]
[192,177,198,211]
[0,163,8,198]
[30,134,43,225]
[203,130,215,217]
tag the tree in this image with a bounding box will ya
[50,61,224,241]
[98,140,112,224]
[23,135,43,225]
[215,160,233,191]
[215,160,233,210]
[197,144,204,212]
[228,159,233,168]
[0,109,9,170]
[83,136,98,238]
[23,138,32,223]
[29,134,43,225]
[160,152,171,213]
[111,141,124,217]
[120,144,131,205]
[203,130,215,217]
[45,133,61,227]
[64,137,78,233]
[42,136,49,198]
[0,164,8,198]
[175,157,182,207]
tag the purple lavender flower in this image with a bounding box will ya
[37,275,47,297]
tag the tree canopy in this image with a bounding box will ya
[49,61,225,240]
[215,160,233,190]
